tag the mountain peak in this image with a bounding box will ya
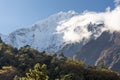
[0,7,120,55]
[0,11,106,54]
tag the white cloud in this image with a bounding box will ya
[104,6,120,31]
[106,6,111,12]
[114,0,120,6]
[56,6,120,43]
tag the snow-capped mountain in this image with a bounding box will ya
[1,11,79,54]
[0,10,106,56]
[0,6,120,57]
[0,6,120,73]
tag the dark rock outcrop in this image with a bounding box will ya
[76,31,120,73]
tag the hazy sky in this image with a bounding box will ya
[0,0,115,34]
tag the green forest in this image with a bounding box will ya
[0,38,120,80]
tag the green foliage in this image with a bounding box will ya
[65,59,84,66]
[0,42,119,80]
[0,66,18,80]
[0,37,3,43]
[18,63,49,80]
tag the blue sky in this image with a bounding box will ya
[0,0,115,34]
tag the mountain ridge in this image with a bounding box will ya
[75,31,120,73]
[0,10,105,56]
[0,9,120,73]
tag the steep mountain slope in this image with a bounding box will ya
[1,6,120,56]
[0,6,120,73]
[76,31,120,73]
[95,32,120,73]
[0,11,106,57]
[1,11,79,54]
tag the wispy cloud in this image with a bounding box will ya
[56,5,120,43]
[114,0,120,6]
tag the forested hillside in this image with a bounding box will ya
[0,38,119,80]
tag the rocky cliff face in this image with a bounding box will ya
[76,31,120,73]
